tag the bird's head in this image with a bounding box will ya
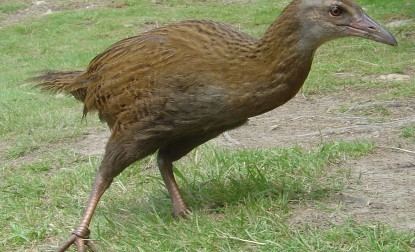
[297,0,397,48]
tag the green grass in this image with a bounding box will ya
[0,1,27,14]
[0,0,414,251]
[401,125,415,140]
[5,141,411,251]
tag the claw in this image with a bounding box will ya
[58,235,76,252]
[173,207,192,218]
[75,238,87,252]
[57,227,97,252]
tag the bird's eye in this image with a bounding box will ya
[329,6,343,17]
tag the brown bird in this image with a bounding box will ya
[34,0,396,251]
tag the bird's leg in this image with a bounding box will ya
[58,173,112,252]
[156,131,229,217]
[157,156,190,217]
[57,136,144,252]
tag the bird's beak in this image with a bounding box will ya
[344,12,398,46]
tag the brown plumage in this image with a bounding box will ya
[33,0,397,251]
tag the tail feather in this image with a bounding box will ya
[31,71,88,102]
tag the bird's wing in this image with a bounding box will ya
[81,21,258,131]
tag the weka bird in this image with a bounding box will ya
[34,0,396,251]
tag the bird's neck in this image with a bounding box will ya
[258,0,316,66]
[244,2,316,116]
[259,3,302,50]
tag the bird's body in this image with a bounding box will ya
[33,0,397,251]
[56,17,312,142]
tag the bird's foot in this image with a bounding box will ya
[57,227,97,252]
[173,207,192,218]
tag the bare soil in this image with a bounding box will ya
[217,89,415,232]
[2,0,414,233]
[216,90,415,149]
[289,150,415,232]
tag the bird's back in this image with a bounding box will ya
[82,20,260,136]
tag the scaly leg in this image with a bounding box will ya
[58,173,112,252]
[56,135,155,251]
[156,131,226,217]
[157,156,190,217]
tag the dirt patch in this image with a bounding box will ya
[74,129,110,156]
[386,19,414,28]
[365,73,412,83]
[290,150,415,231]
[213,89,415,231]
[0,0,125,29]
[0,127,109,169]
[216,90,415,149]
[342,150,415,230]
[223,91,415,232]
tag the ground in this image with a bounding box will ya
[219,90,415,232]
[0,0,414,251]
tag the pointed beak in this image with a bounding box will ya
[345,12,398,46]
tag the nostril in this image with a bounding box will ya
[368,26,377,31]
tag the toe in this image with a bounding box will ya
[57,235,76,252]
[173,207,192,218]
[75,238,87,252]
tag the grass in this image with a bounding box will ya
[0,0,414,251]
[0,1,27,14]
[401,125,415,140]
[5,141,411,251]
